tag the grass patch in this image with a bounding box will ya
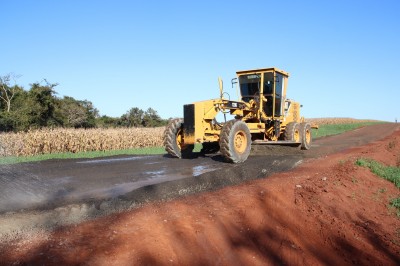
[0,144,203,165]
[356,158,400,187]
[356,158,400,216]
[0,146,166,165]
[312,122,383,138]
[390,198,400,210]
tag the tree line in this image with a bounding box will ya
[0,74,168,132]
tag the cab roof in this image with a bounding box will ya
[236,67,289,77]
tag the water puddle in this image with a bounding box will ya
[143,170,166,176]
[144,164,219,179]
[192,165,218,176]
[77,156,149,164]
[50,176,73,185]
[144,161,162,165]
[0,158,222,212]
[0,175,77,213]
[65,164,220,200]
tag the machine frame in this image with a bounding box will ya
[164,67,313,163]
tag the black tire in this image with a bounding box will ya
[219,120,252,163]
[163,118,192,158]
[284,122,301,142]
[300,122,312,150]
[201,142,220,154]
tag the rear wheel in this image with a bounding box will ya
[163,118,192,158]
[219,120,252,163]
[284,122,301,142]
[300,122,312,150]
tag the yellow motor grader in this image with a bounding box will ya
[164,67,313,163]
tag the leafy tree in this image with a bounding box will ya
[57,96,87,127]
[0,112,15,131]
[0,74,20,112]
[96,115,120,128]
[5,87,31,131]
[118,107,167,128]
[54,97,99,128]
[0,85,41,131]
[80,99,98,128]
[0,74,168,131]
[142,107,166,127]
[26,82,59,128]
[120,107,144,127]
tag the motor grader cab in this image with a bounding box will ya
[164,67,313,163]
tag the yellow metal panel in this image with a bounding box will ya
[284,101,301,123]
[189,99,223,143]
[236,67,289,77]
[246,122,265,133]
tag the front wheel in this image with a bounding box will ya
[219,120,252,163]
[300,122,312,150]
[163,118,192,158]
[284,122,301,142]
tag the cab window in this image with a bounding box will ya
[239,74,260,102]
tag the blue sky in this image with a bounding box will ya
[2,0,399,121]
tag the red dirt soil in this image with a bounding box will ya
[2,130,400,265]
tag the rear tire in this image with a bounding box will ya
[300,122,312,150]
[284,122,301,142]
[219,120,252,163]
[163,118,192,158]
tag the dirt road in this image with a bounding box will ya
[1,124,397,214]
[0,123,399,265]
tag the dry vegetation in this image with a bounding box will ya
[0,127,164,157]
[0,118,380,157]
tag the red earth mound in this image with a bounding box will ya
[2,129,400,265]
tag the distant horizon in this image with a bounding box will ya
[2,78,395,123]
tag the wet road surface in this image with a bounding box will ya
[0,155,229,213]
[0,123,398,214]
